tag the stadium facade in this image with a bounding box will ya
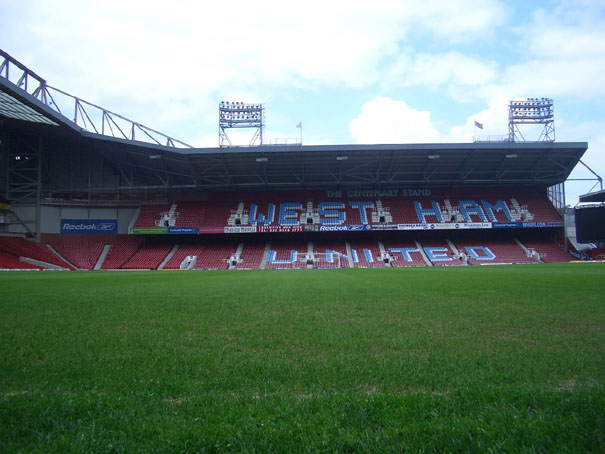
[0,50,595,270]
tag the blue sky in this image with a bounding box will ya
[1,0,604,203]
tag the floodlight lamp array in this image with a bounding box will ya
[218,101,265,147]
[220,101,263,110]
[219,101,264,124]
[509,98,554,122]
[508,97,555,142]
[219,111,262,121]
[510,97,553,107]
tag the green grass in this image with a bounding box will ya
[1,264,604,453]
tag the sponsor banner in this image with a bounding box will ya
[168,227,198,234]
[396,222,492,231]
[347,225,372,231]
[493,222,523,229]
[460,222,492,229]
[546,221,563,227]
[131,227,168,234]
[62,219,118,234]
[427,223,452,230]
[398,223,429,230]
[318,225,372,232]
[224,226,256,234]
[522,221,547,228]
[569,249,589,261]
[198,228,227,234]
[257,225,304,233]
[370,224,398,230]
[319,225,348,232]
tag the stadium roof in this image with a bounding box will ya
[0,50,588,192]
[579,190,605,203]
[47,135,589,192]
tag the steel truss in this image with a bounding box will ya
[0,49,191,149]
[1,131,42,238]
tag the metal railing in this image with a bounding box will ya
[1,49,192,148]
[473,135,512,143]
[263,137,302,146]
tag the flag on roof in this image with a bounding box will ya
[296,121,302,129]
[474,120,484,129]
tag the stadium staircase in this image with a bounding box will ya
[260,243,271,270]
[94,244,112,270]
[158,245,179,269]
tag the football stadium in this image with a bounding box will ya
[1,49,604,452]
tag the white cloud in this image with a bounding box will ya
[384,52,498,90]
[0,0,512,145]
[402,0,509,43]
[351,94,578,147]
[447,96,510,142]
[350,95,513,145]
[0,0,509,99]
[482,1,605,99]
[350,97,440,144]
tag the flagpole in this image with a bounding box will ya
[296,121,303,146]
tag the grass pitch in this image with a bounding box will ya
[1,264,604,452]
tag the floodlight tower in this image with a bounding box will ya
[219,101,265,147]
[508,98,555,143]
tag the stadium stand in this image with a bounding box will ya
[162,244,206,270]
[173,202,206,229]
[193,243,239,270]
[121,243,172,270]
[234,243,267,270]
[383,240,428,267]
[127,188,567,232]
[419,240,465,266]
[0,251,41,270]
[100,237,143,270]
[0,237,72,268]
[522,240,572,263]
[134,204,172,228]
[349,240,387,268]
[513,195,560,223]
[265,240,309,269]
[452,239,536,265]
[590,246,605,260]
[0,50,587,272]
[311,239,352,269]
[49,239,106,270]
[201,202,238,229]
